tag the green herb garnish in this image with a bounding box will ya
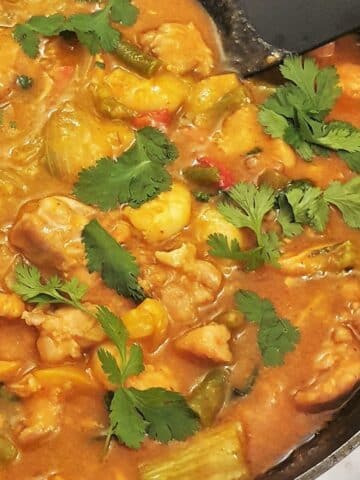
[16,75,33,89]
[259,56,360,172]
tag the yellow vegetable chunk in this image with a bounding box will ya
[23,366,96,393]
[193,205,246,248]
[99,67,189,113]
[45,102,133,181]
[124,183,192,243]
[0,293,25,319]
[0,361,21,382]
[122,299,168,347]
[337,63,360,98]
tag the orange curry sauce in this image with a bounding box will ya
[0,1,359,479]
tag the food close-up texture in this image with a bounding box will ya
[0,0,359,479]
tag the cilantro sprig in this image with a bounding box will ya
[259,56,360,172]
[98,308,200,449]
[208,177,359,270]
[208,183,280,270]
[74,127,178,210]
[235,290,300,366]
[12,265,199,449]
[13,0,139,58]
[82,219,146,302]
[12,263,88,311]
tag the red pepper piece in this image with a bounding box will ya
[197,157,235,189]
[131,109,172,131]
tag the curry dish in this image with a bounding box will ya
[0,1,359,479]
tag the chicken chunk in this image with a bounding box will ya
[18,392,61,445]
[140,23,214,77]
[10,196,95,275]
[126,364,179,392]
[151,243,222,324]
[175,323,232,363]
[22,306,106,363]
[294,326,360,412]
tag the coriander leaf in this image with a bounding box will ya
[218,183,275,241]
[207,233,265,271]
[12,263,87,309]
[259,231,281,267]
[13,25,40,58]
[122,344,144,380]
[235,290,300,366]
[82,219,145,301]
[13,0,139,57]
[316,120,360,152]
[74,127,178,210]
[286,184,329,232]
[110,388,146,449]
[324,177,360,228]
[98,348,123,385]
[235,290,276,325]
[95,306,128,364]
[258,55,360,169]
[338,151,360,173]
[111,0,139,25]
[277,196,304,238]
[128,387,200,443]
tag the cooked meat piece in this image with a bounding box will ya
[294,325,360,412]
[22,305,106,363]
[176,323,232,363]
[140,23,214,76]
[10,196,95,275]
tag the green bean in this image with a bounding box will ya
[215,310,245,330]
[183,166,220,188]
[0,436,17,464]
[258,169,289,190]
[115,40,161,78]
[188,367,230,427]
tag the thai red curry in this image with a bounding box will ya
[0,1,359,479]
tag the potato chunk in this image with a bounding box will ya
[337,63,360,98]
[141,23,214,76]
[176,324,232,363]
[45,101,133,181]
[22,306,106,363]
[124,183,192,243]
[294,326,360,412]
[97,67,188,113]
[10,196,95,275]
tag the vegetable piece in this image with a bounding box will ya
[97,67,188,113]
[0,384,19,402]
[197,157,235,190]
[279,241,358,276]
[82,219,146,302]
[131,110,172,130]
[0,361,21,382]
[12,263,88,310]
[0,293,25,319]
[215,310,246,330]
[235,290,300,366]
[45,101,133,181]
[193,191,212,202]
[188,367,230,426]
[32,366,96,392]
[115,40,161,77]
[139,422,251,480]
[74,127,178,210]
[258,169,289,190]
[233,367,259,398]
[214,182,280,267]
[16,75,33,90]
[96,307,200,449]
[124,183,191,243]
[122,298,168,347]
[0,436,17,465]
[258,56,360,170]
[13,1,139,58]
[183,166,220,188]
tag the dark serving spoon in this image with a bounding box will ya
[200,0,360,76]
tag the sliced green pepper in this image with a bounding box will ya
[115,40,161,78]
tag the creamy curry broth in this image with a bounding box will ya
[0,0,359,478]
